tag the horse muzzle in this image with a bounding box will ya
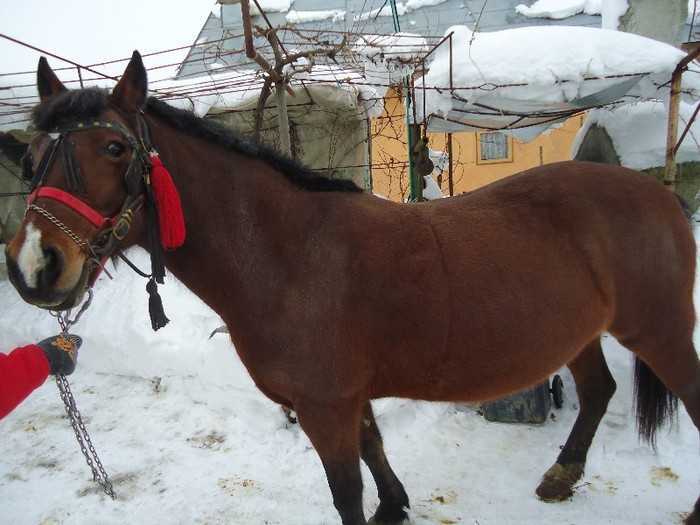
[4,235,91,311]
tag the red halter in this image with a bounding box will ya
[28,186,111,230]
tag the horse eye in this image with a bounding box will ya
[20,152,34,181]
[103,142,126,158]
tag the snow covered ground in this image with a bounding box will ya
[1,243,699,525]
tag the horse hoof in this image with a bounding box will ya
[368,509,410,525]
[535,462,584,502]
[685,509,700,525]
[368,517,410,525]
[536,477,573,502]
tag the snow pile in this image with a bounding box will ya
[573,100,700,169]
[422,175,444,199]
[600,0,630,30]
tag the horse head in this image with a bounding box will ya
[4,51,151,311]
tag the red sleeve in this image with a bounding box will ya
[0,344,50,419]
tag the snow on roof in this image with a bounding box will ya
[518,0,700,27]
[150,32,430,120]
[354,32,428,90]
[415,25,700,140]
[352,0,451,22]
[158,63,384,120]
[516,0,603,20]
[250,0,295,15]
[286,9,346,24]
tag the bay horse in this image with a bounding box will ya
[6,51,700,525]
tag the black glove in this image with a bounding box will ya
[36,334,82,376]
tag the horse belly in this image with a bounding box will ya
[365,247,609,403]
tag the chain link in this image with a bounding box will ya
[26,204,114,281]
[26,203,88,252]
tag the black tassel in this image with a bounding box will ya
[147,278,169,331]
[144,176,166,284]
[61,138,87,192]
[144,170,168,331]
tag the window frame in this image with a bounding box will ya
[476,131,514,165]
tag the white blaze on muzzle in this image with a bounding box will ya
[16,221,44,289]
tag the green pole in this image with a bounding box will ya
[388,0,422,202]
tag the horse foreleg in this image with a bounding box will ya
[537,338,616,502]
[295,399,367,525]
[360,403,410,525]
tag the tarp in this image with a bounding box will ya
[424,76,644,141]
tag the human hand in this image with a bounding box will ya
[36,334,82,375]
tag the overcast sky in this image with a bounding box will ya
[0,0,214,79]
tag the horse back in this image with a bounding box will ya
[351,161,696,401]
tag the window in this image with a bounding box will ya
[477,132,513,164]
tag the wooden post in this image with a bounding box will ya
[276,82,291,155]
[664,69,683,190]
[664,48,700,190]
[240,0,255,59]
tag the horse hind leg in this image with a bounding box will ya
[360,402,410,525]
[537,338,616,502]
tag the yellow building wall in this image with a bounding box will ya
[371,88,585,201]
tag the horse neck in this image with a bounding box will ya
[143,117,318,318]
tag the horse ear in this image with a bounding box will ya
[110,50,148,113]
[37,57,68,101]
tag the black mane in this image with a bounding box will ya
[145,97,363,194]
[32,87,110,131]
[32,88,363,193]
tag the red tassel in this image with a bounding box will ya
[149,153,186,250]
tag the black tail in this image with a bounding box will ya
[633,356,678,450]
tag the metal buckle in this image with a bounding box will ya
[112,209,134,241]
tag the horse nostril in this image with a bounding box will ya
[39,247,63,288]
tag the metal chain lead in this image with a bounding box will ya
[50,289,117,500]
[50,289,94,333]
[55,373,116,499]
